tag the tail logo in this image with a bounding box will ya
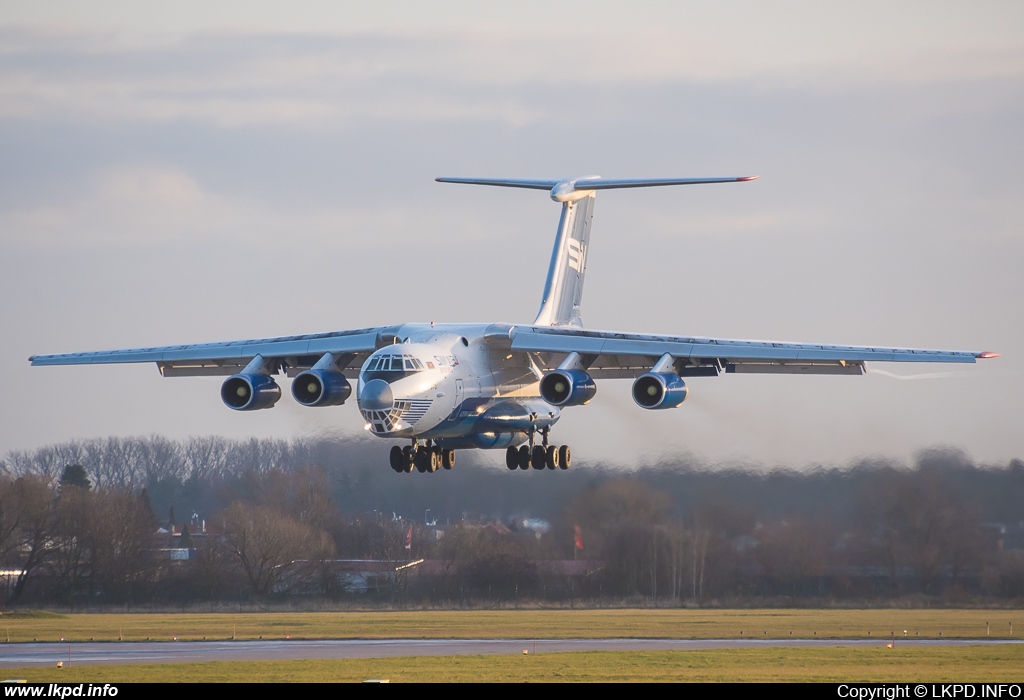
[567,239,588,273]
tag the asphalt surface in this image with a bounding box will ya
[3,638,1022,667]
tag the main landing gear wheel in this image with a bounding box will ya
[506,446,519,470]
[442,448,456,470]
[545,445,559,470]
[531,445,547,470]
[517,445,531,470]
[558,445,571,470]
[389,445,404,472]
[415,448,430,473]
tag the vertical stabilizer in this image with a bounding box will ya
[435,174,757,328]
[534,194,594,327]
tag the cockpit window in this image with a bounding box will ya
[361,353,426,382]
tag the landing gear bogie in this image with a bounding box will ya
[394,442,456,474]
[505,443,571,472]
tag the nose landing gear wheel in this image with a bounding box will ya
[402,446,415,473]
[558,445,571,469]
[545,445,559,470]
[506,446,519,470]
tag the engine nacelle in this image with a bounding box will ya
[221,373,281,411]
[632,372,688,409]
[291,369,352,407]
[540,369,596,407]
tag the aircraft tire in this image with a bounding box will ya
[505,446,519,470]
[402,446,415,473]
[389,445,404,472]
[415,448,429,473]
[442,449,456,470]
[531,445,547,470]
[517,445,531,470]
[545,445,559,470]
[558,445,571,470]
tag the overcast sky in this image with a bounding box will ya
[1,1,1022,469]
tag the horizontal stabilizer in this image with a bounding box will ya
[438,175,758,202]
[575,176,757,190]
[434,177,559,190]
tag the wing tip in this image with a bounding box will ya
[978,351,1000,359]
[738,176,759,181]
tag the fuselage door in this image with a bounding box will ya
[450,378,464,421]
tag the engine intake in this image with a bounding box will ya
[540,369,596,407]
[292,369,352,407]
[221,373,281,411]
[632,372,688,410]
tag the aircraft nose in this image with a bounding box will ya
[359,378,394,410]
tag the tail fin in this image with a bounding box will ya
[436,175,757,327]
[534,193,594,326]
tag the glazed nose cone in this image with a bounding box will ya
[359,378,394,410]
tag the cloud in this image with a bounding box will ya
[1,164,426,249]
[2,19,1024,129]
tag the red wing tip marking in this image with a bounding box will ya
[978,352,1000,359]
[737,176,759,181]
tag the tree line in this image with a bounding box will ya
[1,436,1022,606]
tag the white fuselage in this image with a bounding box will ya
[355,323,559,448]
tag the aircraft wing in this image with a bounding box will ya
[29,326,401,378]
[507,325,995,378]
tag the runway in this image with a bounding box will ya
[3,638,1021,667]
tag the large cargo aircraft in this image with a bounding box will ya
[31,176,997,474]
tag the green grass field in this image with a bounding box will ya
[3,647,1023,683]
[1,609,1020,682]
[0,608,1018,643]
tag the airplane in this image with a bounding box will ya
[30,175,998,475]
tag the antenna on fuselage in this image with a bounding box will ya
[435,175,757,327]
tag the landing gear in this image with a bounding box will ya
[531,445,547,470]
[545,444,559,470]
[517,445,531,470]
[505,428,571,473]
[393,440,455,474]
[389,445,404,472]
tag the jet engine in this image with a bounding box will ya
[540,369,596,407]
[291,369,352,407]
[632,372,688,409]
[221,373,281,411]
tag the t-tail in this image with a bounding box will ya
[436,175,758,327]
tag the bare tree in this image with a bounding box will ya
[221,501,334,596]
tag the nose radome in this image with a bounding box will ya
[359,378,394,410]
